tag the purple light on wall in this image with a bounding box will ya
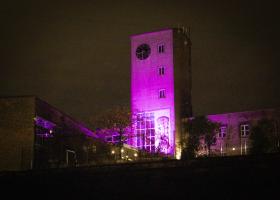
[34,116,56,138]
[35,116,56,130]
[130,29,175,155]
[205,109,277,156]
[76,124,98,138]
[35,116,97,139]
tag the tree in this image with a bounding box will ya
[88,106,131,159]
[182,116,218,159]
[204,121,219,156]
[250,119,278,154]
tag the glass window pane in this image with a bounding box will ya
[151,137,155,145]
[151,121,155,128]
[151,146,155,152]
[146,121,151,128]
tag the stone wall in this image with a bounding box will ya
[0,96,35,171]
[208,108,280,156]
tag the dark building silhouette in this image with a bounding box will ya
[0,96,115,171]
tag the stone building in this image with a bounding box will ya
[128,28,280,158]
[0,96,121,171]
[1,28,279,168]
[130,28,192,158]
[201,108,280,156]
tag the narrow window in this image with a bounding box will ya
[92,145,97,153]
[158,44,165,53]
[159,89,166,98]
[218,126,227,138]
[240,124,250,137]
[158,66,165,75]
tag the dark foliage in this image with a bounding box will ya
[250,119,280,154]
[181,116,219,159]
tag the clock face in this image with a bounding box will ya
[136,44,151,60]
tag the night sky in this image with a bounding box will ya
[1,0,279,124]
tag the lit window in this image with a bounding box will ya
[240,124,250,137]
[158,44,165,53]
[159,89,166,98]
[92,145,97,153]
[136,112,155,152]
[218,126,227,138]
[158,66,165,75]
[106,134,127,144]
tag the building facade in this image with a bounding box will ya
[202,108,280,156]
[129,28,280,159]
[130,28,192,158]
[2,29,278,170]
[0,96,118,171]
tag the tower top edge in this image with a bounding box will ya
[130,28,175,38]
[130,27,191,39]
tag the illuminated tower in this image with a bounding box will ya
[130,28,192,158]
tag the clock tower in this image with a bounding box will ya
[130,28,192,158]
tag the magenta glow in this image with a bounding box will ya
[130,29,175,155]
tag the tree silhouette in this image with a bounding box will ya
[250,119,279,154]
[182,116,218,159]
[89,106,131,159]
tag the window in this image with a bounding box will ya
[158,44,165,53]
[105,134,127,144]
[136,112,155,152]
[218,126,227,138]
[159,89,166,98]
[158,66,165,75]
[240,124,250,137]
[92,145,97,153]
[136,43,151,60]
